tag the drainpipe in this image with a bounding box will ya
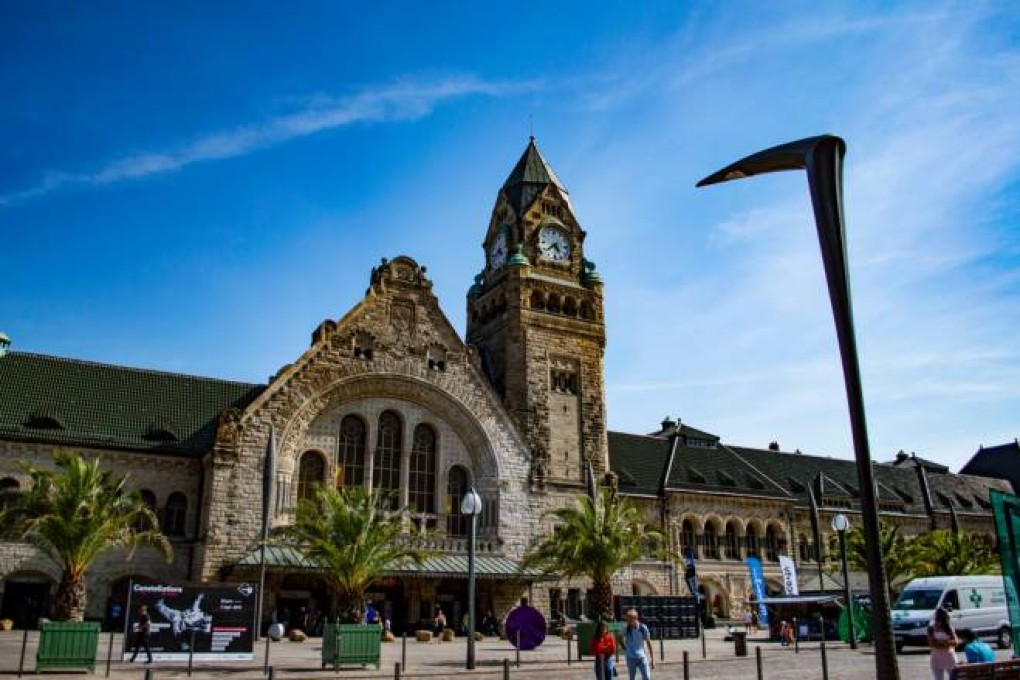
[660,431,682,595]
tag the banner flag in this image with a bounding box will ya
[990,489,1020,658]
[745,557,769,625]
[778,555,799,596]
[684,549,699,600]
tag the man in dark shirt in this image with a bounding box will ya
[129,605,153,664]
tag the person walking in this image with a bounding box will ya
[589,620,616,679]
[128,605,153,664]
[618,608,655,680]
[927,607,959,680]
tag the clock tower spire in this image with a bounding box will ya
[467,139,608,491]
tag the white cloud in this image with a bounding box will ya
[0,76,533,206]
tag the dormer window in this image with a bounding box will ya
[25,410,63,429]
[717,470,736,487]
[353,332,375,360]
[687,467,706,484]
[146,420,178,442]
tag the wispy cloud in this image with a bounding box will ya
[0,76,531,206]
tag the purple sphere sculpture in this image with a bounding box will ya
[505,604,546,650]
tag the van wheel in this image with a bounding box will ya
[997,626,1012,650]
[895,640,905,654]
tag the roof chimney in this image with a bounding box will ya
[660,416,675,432]
[768,441,780,452]
[895,450,909,463]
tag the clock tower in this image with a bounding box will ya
[467,138,609,490]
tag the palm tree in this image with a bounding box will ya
[0,451,172,621]
[910,530,1000,578]
[280,485,429,622]
[841,520,915,595]
[522,488,659,619]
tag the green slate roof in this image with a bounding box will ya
[608,431,671,495]
[0,352,264,456]
[235,545,546,580]
[501,138,567,215]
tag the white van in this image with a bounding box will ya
[892,575,1011,653]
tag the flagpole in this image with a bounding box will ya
[255,426,276,641]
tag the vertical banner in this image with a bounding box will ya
[122,583,258,661]
[990,489,1020,658]
[684,549,699,600]
[745,557,769,625]
[778,555,799,596]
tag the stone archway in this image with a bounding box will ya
[632,579,658,596]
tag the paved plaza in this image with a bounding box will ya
[1,627,1014,679]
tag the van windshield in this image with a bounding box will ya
[893,590,942,611]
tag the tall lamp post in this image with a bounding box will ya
[832,513,857,649]
[697,135,898,679]
[461,488,483,670]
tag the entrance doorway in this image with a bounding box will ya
[1,576,52,629]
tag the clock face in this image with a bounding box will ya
[538,226,571,262]
[489,230,508,269]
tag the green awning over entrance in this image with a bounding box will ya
[235,545,548,581]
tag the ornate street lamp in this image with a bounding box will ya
[697,135,898,679]
[461,488,484,670]
[832,513,857,649]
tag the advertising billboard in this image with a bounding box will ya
[122,582,257,662]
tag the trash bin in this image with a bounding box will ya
[732,631,748,657]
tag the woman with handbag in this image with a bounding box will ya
[589,620,616,679]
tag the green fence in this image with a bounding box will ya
[36,621,101,672]
[991,489,1020,658]
[321,623,382,669]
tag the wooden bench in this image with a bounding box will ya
[951,658,1020,679]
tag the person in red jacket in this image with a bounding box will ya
[589,620,616,679]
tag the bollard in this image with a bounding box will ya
[144,669,154,680]
[567,631,572,665]
[820,640,829,680]
[659,635,664,662]
[503,657,510,679]
[516,630,521,667]
[263,628,271,674]
[394,661,401,679]
[794,617,799,654]
[106,632,115,677]
[268,668,275,680]
[701,623,707,659]
[683,650,689,680]
[401,632,407,672]
[755,645,763,680]
[187,629,196,676]
[18,629,28,678]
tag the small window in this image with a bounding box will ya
[297,452,326,501]
[550,369,578,395]
[162,492,187,537]
[427,345,447,372]
[687,467,706,484]
[135,489,158,531]
[0,477,20,494]
[353,331,375,360]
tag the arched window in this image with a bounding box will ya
[408,424,437,514]
[446,466,470,537]
[703,522,719,559]
[0,477,19,494]
[135,489,158,531]
[297,452,326,501]
[724,522,740,560]
[764,525,780,562]
[799,533,811,562]
[337,415,367,488]
[373,411,402,500]
[680,519,696,558]
[162,492,187,537]
[745,525,760,558]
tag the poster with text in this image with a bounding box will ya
[122,582,257,661]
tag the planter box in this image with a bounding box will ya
[321,623,381,669]
[36,621,101,672]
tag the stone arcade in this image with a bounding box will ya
[0,140,1009,632]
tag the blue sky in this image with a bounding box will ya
[2,2,1018,471]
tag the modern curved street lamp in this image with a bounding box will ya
[697,135,898,679]
[461,488,484,670]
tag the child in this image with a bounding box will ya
[959,628,996,664]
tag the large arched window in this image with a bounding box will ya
[297,452,326,501]
[764,525,780,562]
[373,411,402,499]
[703,522,719,559]
[408,424,437,514]
[680,519,696,558]
[745,525,760,558]
[162,492,187,537]
[724,522,740,560]
[446,466,470,537]
[337,415,367,488]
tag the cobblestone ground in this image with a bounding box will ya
[0,628,1013,679]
